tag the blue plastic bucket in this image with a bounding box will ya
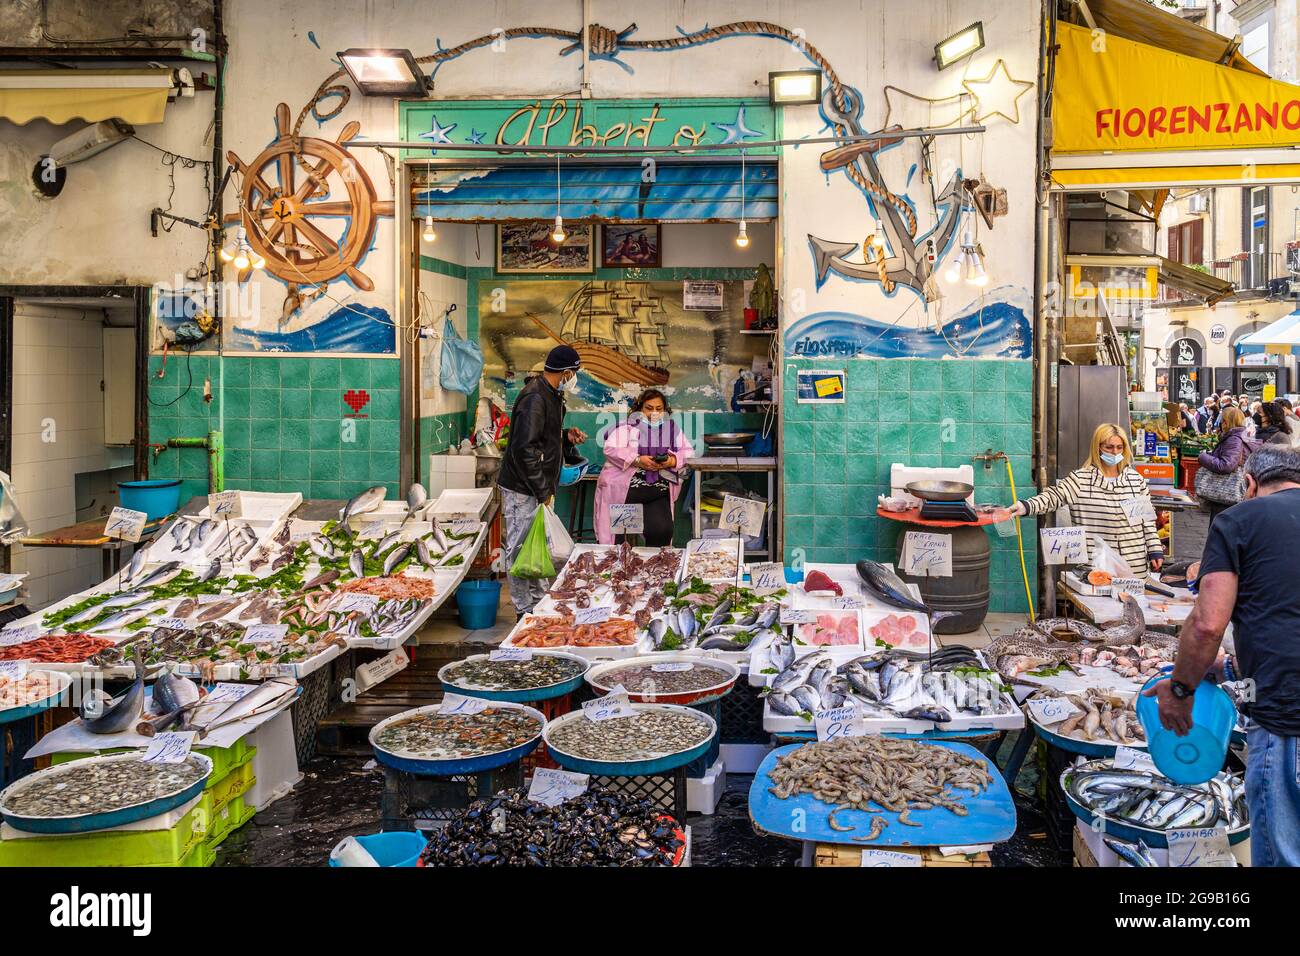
[1136,675,1235,784]
[329,832,426,867]
[117,479,182,521]
[456,579,502,630]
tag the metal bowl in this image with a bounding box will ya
[703,432,756,448]
[905,479,975,502]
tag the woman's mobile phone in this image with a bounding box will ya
[652,453,670,463]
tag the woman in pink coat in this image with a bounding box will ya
[594,390,696,545]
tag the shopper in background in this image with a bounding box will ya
[1195,396,1219,434]
[1244,402,1260,438]
[1146,445,1300,866]
[1277,399,1300,450]
[1238,394,1252,413]
[1008,423,1163,576]
[593,389,696,546]
[1254,401,1292,446]
[1196,406,1260,527]
[1178,402,1198,434]
[496,345,589,619]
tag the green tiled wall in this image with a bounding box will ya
[148,354,401,503]
[782,357,1037,614]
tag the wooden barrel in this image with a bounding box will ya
[894,524,991,634]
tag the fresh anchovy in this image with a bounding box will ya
[349,550,366,578]
[382,543,412,576]
[84,649,146,734]
[134,561,181,590]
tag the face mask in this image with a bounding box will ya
[643,411,664,424]
[560,373,578,393]
[1100,452,1124,467]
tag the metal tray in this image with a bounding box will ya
[368,702,546,776]
[0,752,213,834]
[0,670,73,725]
[905,479,975,502]
[436,651,589,703]
[543,703,717,776]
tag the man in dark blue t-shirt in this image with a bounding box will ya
[1147,445,1300,866]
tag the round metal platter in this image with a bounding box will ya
[437,651,589,703]
[0,751,213,834]
[585,655,738,706]
[0,669,73,725]
[1027,711,1140,759]
[542,702,717,776]
[904,479,974,501]
[368,702,546,776]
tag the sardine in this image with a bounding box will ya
[84,649,146,734]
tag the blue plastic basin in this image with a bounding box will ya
[329,832,426,867]
[1137,675,1235,785]
[559,456,589,486]
[117,479,181,521]
[455,579,502,630]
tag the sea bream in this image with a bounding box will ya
[150,665,202,732]
[339,486,387,537]
[405,483,428,522]
[82,648,147,734]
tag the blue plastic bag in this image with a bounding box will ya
[440,318,484,393]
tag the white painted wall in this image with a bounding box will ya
[9,302,134,607]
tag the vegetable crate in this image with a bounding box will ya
[381,763,524,832]
[812,843,991,867]
[589,768,688,824]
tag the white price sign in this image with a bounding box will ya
[204,682,255,705]
[1113,745,1158,773]
[1040,527,1087,565]
[105,507,148,543]
[815,705,865,741]
[439,693,489,715]
[860,848,923,867]
[832,597,864,610]
[721,495,766,537]
[142,731,196,764]
[449,518,480,537]
[574,605,612,626]
[651,662,693,673]
[608,503,644,535]
[242,623,288,644]
[780,608,815,625]
[1120,496,1158,524]
[0,661,29,681]
[1111,577,1146,598]
[153,617,194,631]
[528,768,589,807]
[0,624,40,647]
[335,594,380,615]
[208,490,242,518]
[1026,696,1082,726]
[749,562,785,594]
[1167,827,1236,867]
[902,531,952,578]
[582,686,636,721]
[489,648,533,662]
[358,519,383,538]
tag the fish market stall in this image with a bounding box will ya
[1058,573,1194,628]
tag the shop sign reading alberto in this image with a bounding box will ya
[398,98,777,157]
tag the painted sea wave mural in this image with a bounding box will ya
[784,286,1032,360]
[224,303,395,354]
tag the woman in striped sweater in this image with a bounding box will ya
[1009,423,1164,577]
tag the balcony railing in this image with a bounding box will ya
[1211,252,1285,292]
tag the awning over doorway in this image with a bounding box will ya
[1237,312,1300,354]
[1051,9,1300,190]
[0,69,172,125]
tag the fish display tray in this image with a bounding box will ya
[542,703,718,777]
[585,655,739,706]
[369,702,546,777]
[1028,711,1143,758]
[859,607,937,654]
[0,752,214,835]
[437,651,590,703]
[1059,761,1249,849]
[0,670,72,724]
[533,544,686,617]
[749,741,1017,847]
[0,794,207,867]
[680,539,743,586]
[146,517,279,570]
[500,613,643,661]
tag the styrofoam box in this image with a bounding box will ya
[430,487,493,520]
[682,538,742,586]
[686,758,726,816]
[859,606,936,654]
[246,709,302,811]
[428,455,478,498]
[532,544,684,617]
[197,490,302,523]
[719,743,772,774]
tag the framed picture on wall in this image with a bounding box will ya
[601,223,661,268]
[496,222,594,274]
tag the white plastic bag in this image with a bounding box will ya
[1088,535,1131,579]
[542,504,574,565]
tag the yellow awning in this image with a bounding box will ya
[0,69,172,126]
[1053,163,1300,190]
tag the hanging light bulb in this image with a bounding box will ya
[551,215,567,244]
[967,248,988,287]
[249,247,266,271]
[735,219,749,248]
[421,215,437,243]
[943,251,963,283]
[866,221,886,255]
[218,226,239,263]
[232,228,251,271]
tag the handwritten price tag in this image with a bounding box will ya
[449,518,480,537]
[204,682,255,705]
[358,519,383,539]
[749,562,785,594]
[208,490,242,518]
[1040,527,1087,565]
[1113,745,1158,772]
[1026,696,1082,726]
[721,495,766,537]
[335,594,380,615]
[153,617,195,632]
[609,503,644,535]
[0,661,29,681]
[832,597,864,610]
[1120,496,1158,524]
[243,623,288,644]
[780,608,815,625]
[1167,827,1235,868]
[816,705,865,741]
[902,531,952,578]
[439,693,489,715]
[528,768,589,807]
[142,731,196,764]
[489,648,533,662]
[651,662,693,673]
[105,506,148,543]
[1111,577,1146,598]
[574,605,612,626]
[582,686,636,721]
[0,624,40,647]
[860,848,923,867]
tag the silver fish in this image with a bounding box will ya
[677,606,697,639]
[134,561,181,590]
[86,602,162,633]
[123,548,148,583]
[855,560,930,614]
[196,559,222,583]
[430,525,450,552]
[64,591,149,626]
[349,549,366,578]
[383,543,412,576]
[405,482,428,520]
[191,676,298,737]
[84,650,146,734]
[414,537,436,568]
[372,531,401,556]
[339,486,387,535]
[308,534,335,560]
[152,666,201,731]
[167,518,191,549]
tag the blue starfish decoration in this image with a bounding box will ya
[467,128,485,145]
[418,115,458,153]
[712,103,764,145]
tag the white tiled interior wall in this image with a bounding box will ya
[418,267,469,422]
[9,301,128,608]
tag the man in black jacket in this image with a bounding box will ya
[498,345,587,617]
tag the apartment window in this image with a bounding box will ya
[1242,185,1270,287]
[1166,219,1204,267]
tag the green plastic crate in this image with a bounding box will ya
[50,742,255,790]
[204,793,255,848]
[0,800,206,868]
